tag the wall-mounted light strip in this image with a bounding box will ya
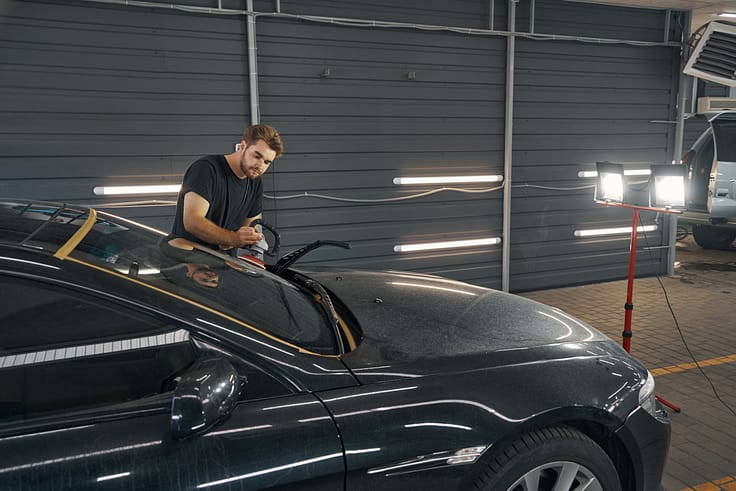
[577,169,651,178]
[97,472,131,483]
[394,237,501,253]
[393,175,503,185]
[574,225,658,237]
[718,12,736,18]
[93,185,181,196]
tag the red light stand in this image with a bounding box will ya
[595,200,682,413]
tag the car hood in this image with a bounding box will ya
[304,268,617,373]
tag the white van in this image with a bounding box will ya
[680,111,736,249]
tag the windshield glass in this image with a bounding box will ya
[0,202,100,250]
[0,202,335,354]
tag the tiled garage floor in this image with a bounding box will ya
[520,234,736,491]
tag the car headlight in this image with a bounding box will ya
[638,370,657,417]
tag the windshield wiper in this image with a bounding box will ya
[291,272,343,352]
[271,240,350,276]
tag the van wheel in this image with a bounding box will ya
[472,426,621,491]
[692,224,736,250]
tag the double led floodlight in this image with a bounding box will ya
[594,162,687,210]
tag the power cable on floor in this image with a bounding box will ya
[639,211,736,418]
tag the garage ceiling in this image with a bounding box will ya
[571,0,735,30]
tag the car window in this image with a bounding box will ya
[0,276,197,424]
[712,118,736,162]
[0,202,120,252]
[70,223,338,354]
[0,202,339,355]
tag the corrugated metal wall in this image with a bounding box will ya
[509,1,681,290]
[0,0,687,291]
[0,0,251,231]
[257,12,507,285]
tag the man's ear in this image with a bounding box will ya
[240,139,248,151]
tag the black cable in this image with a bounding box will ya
[639,211,736,418]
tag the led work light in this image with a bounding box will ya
[649,164,687,209]
[594,162,625,203]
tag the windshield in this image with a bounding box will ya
[0,201,336,354]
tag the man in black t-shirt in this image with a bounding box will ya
[171,124,284,252]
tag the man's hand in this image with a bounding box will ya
[234,226,263,246]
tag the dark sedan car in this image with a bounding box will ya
[0,200,669,490]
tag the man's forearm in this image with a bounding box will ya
[183,215,238,247]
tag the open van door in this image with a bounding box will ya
[708,112,736,219]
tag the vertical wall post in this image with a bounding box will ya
[669,10,692,276]
[502,0,517,292]
[246,0,260,125]
[673,11,691,163]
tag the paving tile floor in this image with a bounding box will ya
[519,234,736,491]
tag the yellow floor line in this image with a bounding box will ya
[659,357,736,491]
[679,475,736,490]
[651,354,736,377]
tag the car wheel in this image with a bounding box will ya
[691,224,736,250]
[472,426,621,491]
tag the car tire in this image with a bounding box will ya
[472,426,621,491]
[691,224,736,250]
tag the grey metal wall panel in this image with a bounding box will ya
[256,14,507,287]
[0,0,685,293]
[525,0,671,42]
[508,21,678,290]
[275,0,498,29]
[0,0,250,211]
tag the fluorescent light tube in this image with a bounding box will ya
[578,169,651,178]
[93,185,181,196]
[394,237,501,253]
[97,472,131,482]
[393,175,503,185]
[574,225,658,237]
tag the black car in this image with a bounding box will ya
[0,200,669,490]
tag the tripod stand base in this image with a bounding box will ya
[656,394,681,413]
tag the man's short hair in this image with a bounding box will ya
[244,124,284,157]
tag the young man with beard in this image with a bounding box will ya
[170,124,284,253]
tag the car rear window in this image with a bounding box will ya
[713,117,736,162]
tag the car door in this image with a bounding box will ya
[0,274,345,490]
[709,112,736,217]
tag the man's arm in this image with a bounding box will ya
[182,192,262,247]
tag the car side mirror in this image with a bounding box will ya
[170,358,242,440]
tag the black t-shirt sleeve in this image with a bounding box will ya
[181,158,217,203]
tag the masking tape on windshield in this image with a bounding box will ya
[53,208,97,260]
